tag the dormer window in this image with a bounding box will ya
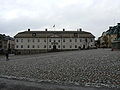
[32,33,36,37]
[74,33,78,37]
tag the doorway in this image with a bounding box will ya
[53,45,56,51]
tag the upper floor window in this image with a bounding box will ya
[49,45,51,48]
[21,39,23,43]
[16,39,18,42]
[28,39,30,42]
[75,39,77,42]
[80,39,82,42]
[91,39,93,42]
[70,39,72,42]
[63,45,65,48]
[70,45,72,48]
[63,39,65,42]
[85,38,87,42]
[58,40,60,42]
[49,39,51,42]
[44,39,46,42]
[21,45,23,48]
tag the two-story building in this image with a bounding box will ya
[14,29,95,54]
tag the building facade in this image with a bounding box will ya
[98,23,120,48]
[14,29,95,54]
[0,34,15,54]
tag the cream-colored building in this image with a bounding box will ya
[14,29,95,54]
[99,23,120,48]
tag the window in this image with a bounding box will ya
[75,39,77,42]
[16,39,18,42]
[63,39,65,42]
[21,45,23,48]
[70,45,72,48]
[85,38,87,42]
[32,45,35,48]
[54,40,56,42]
[70,39,72,42]
[58,45,60,48]
[91,39,93,42]
[21,39,23,43]
[80,39,82,42]
[33,39,34,42]
[44,39,46,42]
[38,45,39,48]
[16,45,18,48]
[75,45,77,48]
[28,45,29,48]
[49,45,51,48]
[63,45,65,48]
[44,45,46,48]
[58,40,60,42]
[28,39,30,42]
[49,39,51,42]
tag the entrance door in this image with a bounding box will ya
[53,45,56,50]
[83,45,85,49]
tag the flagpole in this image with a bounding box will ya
[53,25,55,37]
[53,25,55,31]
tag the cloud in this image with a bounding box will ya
[0,0,120,39]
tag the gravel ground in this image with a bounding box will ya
[0,49,120,88]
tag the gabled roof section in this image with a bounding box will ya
[14,30,95,38]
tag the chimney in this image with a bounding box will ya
[117,23,120,26]
[109,26,113,30]
[79,28,82,31]
[77,28,82,31]
[28,29,30,31]
[63,28,65,31]
[45,28,47,31]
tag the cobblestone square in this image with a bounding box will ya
[0,49,120,88]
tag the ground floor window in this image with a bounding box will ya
[58,45,60,48]
[16,45,18,48]
[28,45,29,48]
[75,45,77,48]
[49,45,51,48]
[44,45,46,48]
[21,45,23,48]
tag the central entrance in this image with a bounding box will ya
[53,45,57,51]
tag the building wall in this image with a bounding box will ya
[15,37,95,54]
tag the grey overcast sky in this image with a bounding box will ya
[0,0,120,39]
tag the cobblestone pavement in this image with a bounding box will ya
[0,49,120,88]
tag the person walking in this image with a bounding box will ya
[5,50,9,61]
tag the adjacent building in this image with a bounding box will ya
[0,34,15,54]
[14,29,95,54]
[98,23,120,48]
